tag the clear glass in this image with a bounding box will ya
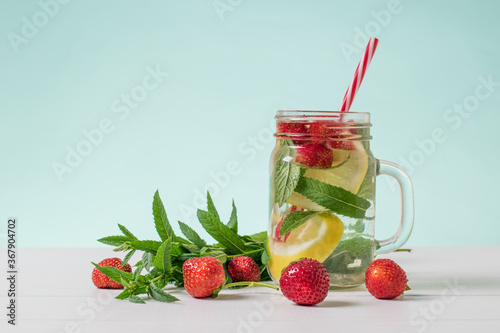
[267,110,414,288]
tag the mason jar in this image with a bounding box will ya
[267,110,414,288]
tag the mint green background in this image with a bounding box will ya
[1,0,499,248]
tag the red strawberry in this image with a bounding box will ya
[295,143,333,168]
[92,257,132,289]
[279,258,330,305]
[365,259,409,299]
[326,139,356,151]
[277,122,308,135]
[277,121,310,145]
[183,256,225,298]
[227,256,261,282]
[274,206,303,242]
[308,120,343,137]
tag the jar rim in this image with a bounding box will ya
[276,110,370,122]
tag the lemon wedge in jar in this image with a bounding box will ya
[267,212,344,282]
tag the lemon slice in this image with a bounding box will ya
[287,141,369,211]
[267,212,344,282]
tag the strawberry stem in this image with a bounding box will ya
[222,281,279,290]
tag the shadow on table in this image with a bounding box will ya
[315,300,358,308]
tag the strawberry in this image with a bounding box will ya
[92,257,132,289]
[277,121,310,145]
[183,256,225,298]
[308,120,343,137]
[273,206,303,242]
[279,258,330,305]
[227,256,261,282]
[365,259,409,299]
[277,122,308,135]
[309,120,359,150]
[295,143,333,168]
[326,139,356,151]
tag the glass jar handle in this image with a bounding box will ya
[375,160,415,254]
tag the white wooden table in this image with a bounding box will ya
[1,247,499,333]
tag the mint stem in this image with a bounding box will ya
[227,248,264,259]
[149,275,163,283]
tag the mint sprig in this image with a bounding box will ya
[95,191,271,304]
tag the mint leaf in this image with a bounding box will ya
[356,160,375,202]
[148,282,179,303]
[91,263,133,284]
[227,200,238,233]
[153,190,176,241]
[197,209,245,254]
[118,224,138,240]
[117,285,148,300]
[248,231,267,242]
[178,221,206,249]
[122,249,136,266]
[273,140,302,207]
[323,237,374,274]
[120,277,132,289]
[154,238,172,274]
[206,250,227,264]
[133,264,144,281]
[116,289,132,300]
[206,192,220,221]
[131,240,162,254]
[142,252,153,271]
[128,295,146,304]
[97,235,130,246]
[261,239,270,265]
[295,177,370,218]
[279,210,324,236]
[181,243,200,253]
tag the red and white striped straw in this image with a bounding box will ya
[338,37,379,112]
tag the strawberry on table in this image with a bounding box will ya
[92,257,132,289]
[365,259,410,299]
[182,256,225,298]
[227,256,261,282]
[279,258,330,305]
